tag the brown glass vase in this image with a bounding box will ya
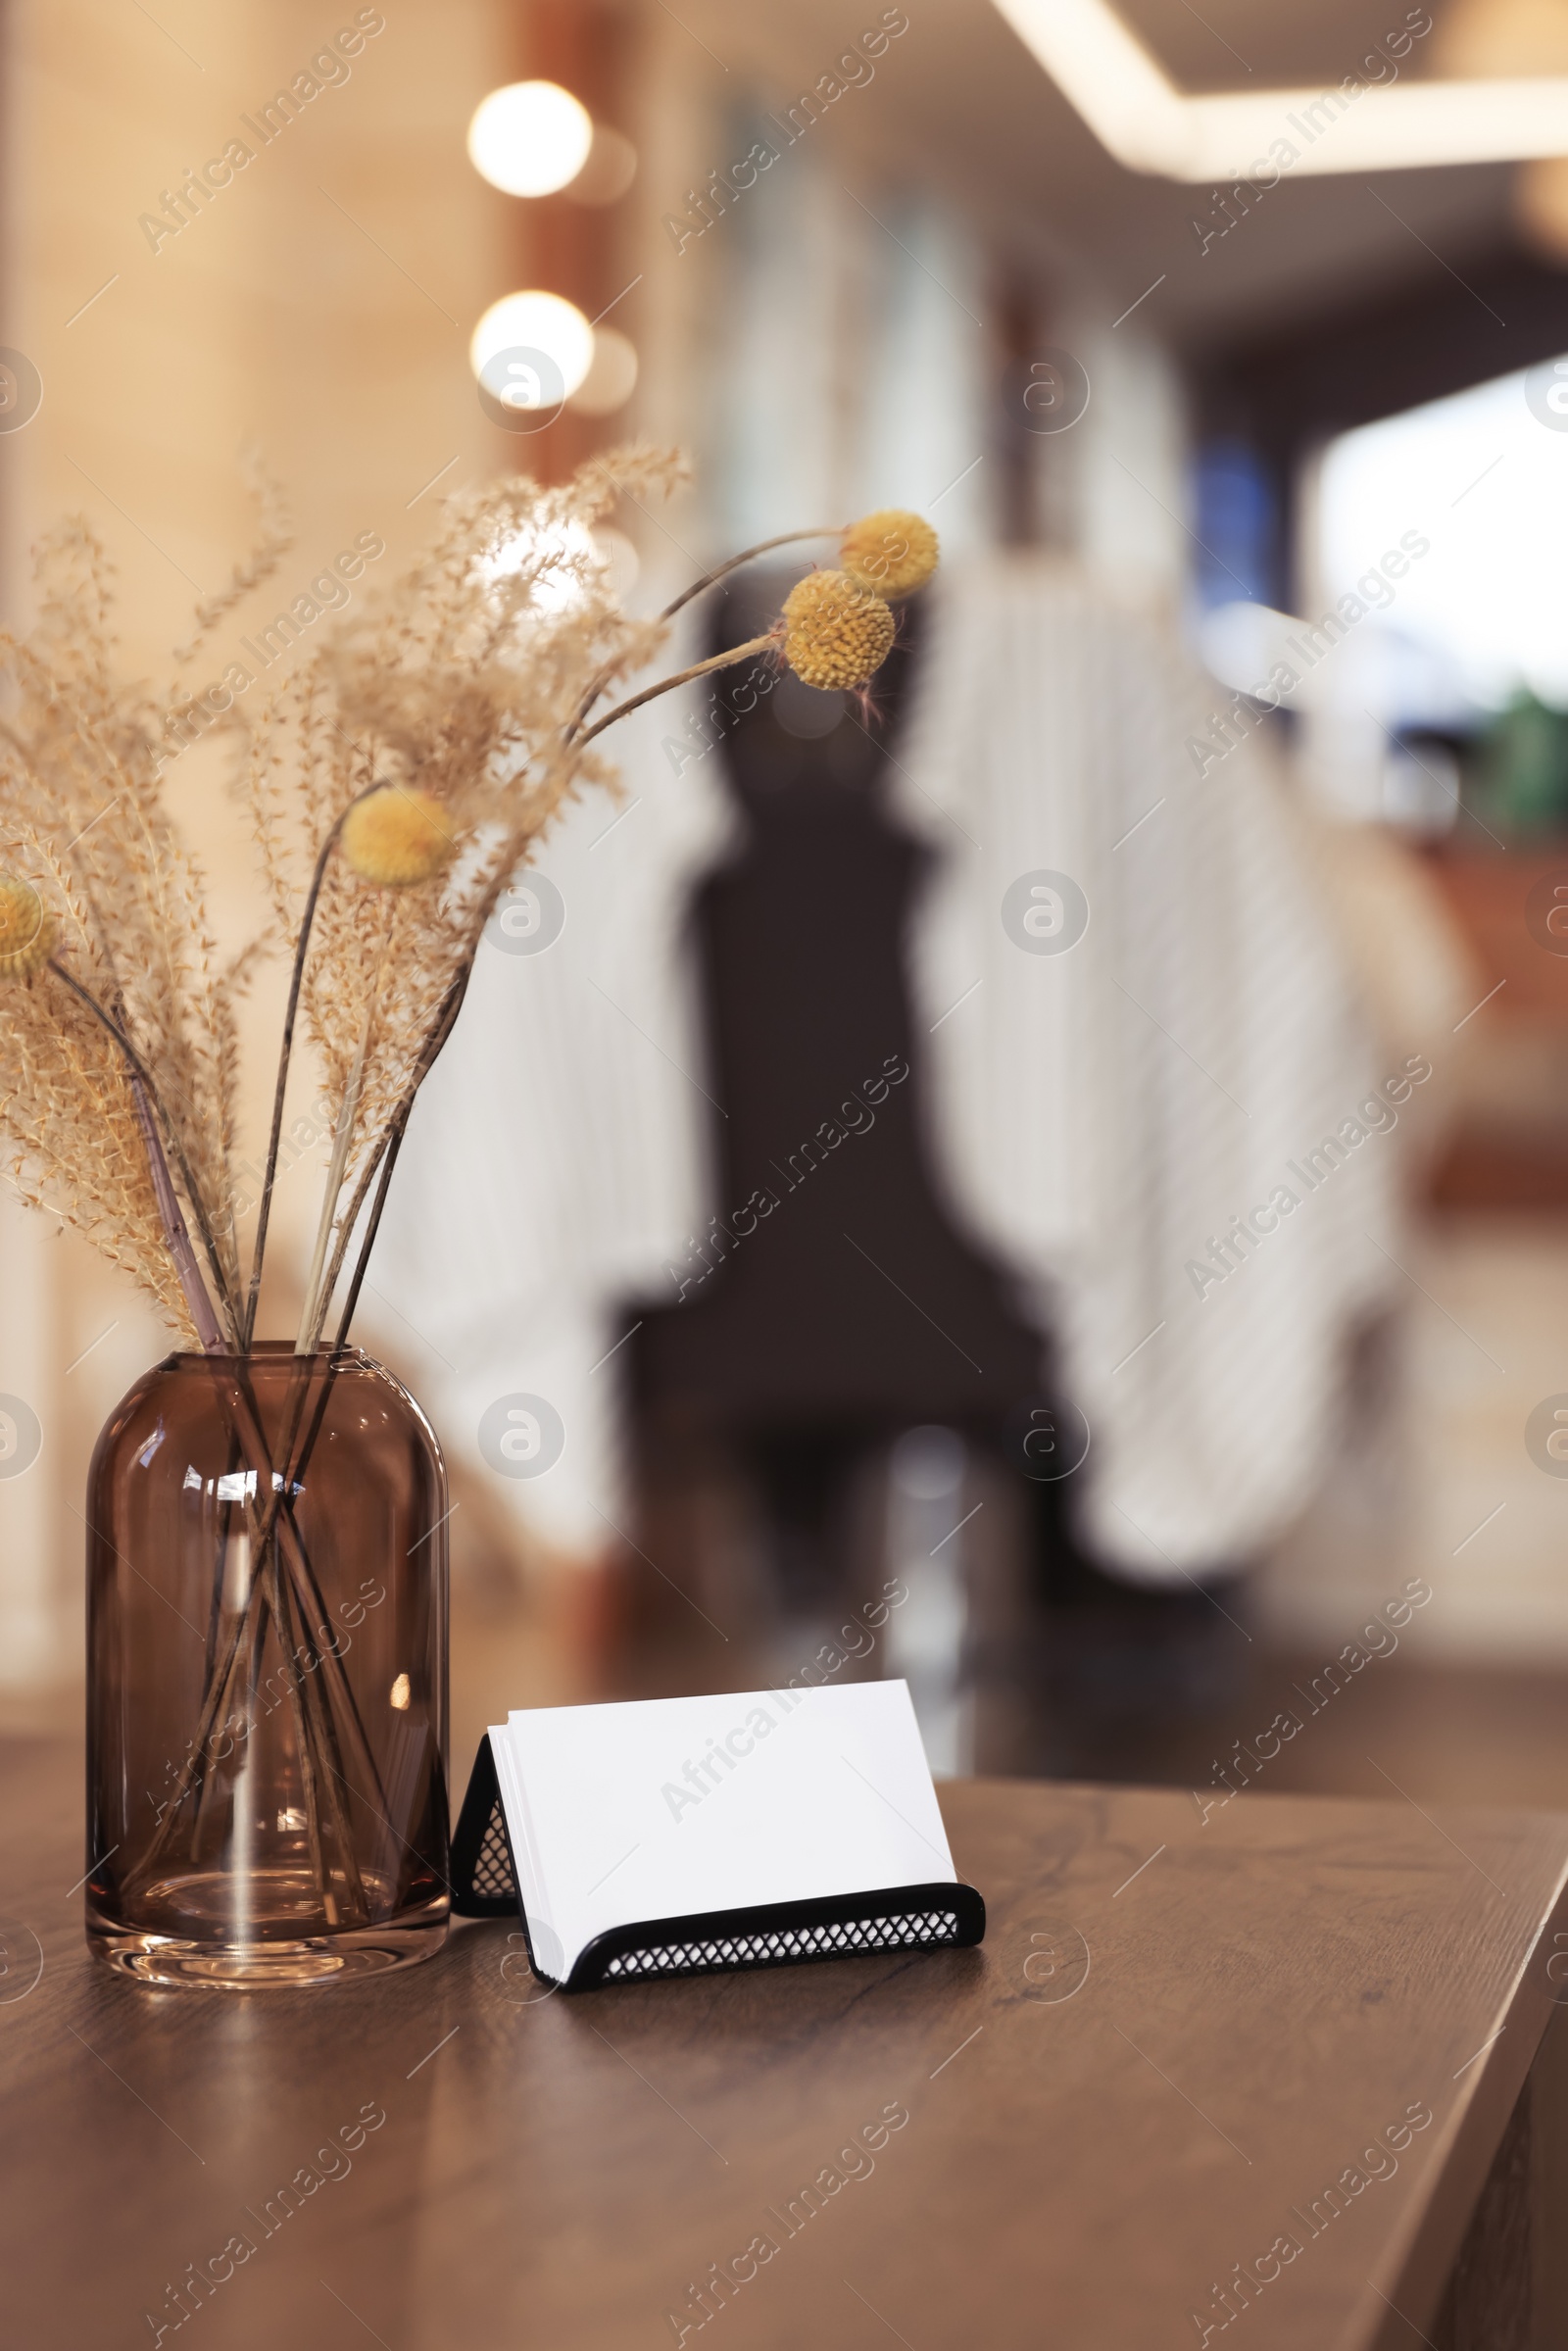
[85,1343,449,1986]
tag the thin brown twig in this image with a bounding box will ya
[333,1129,404,1349]
[271,1127,410,1556]
[657,526,841,622]
[46,958,239,1343]
[242,808,351,1348]
[307,958,472,1343]
[564,526,836,742]
[138,1351,391,1882]
[128,1077,224,1351]
[575,632,779,750]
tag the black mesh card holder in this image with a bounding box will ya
[448,1735,518,1917]
[449,1735,986,1992]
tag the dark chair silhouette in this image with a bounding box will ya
[615,570,1248,1768]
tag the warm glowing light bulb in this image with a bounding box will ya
[469,291,595,403]
[466,80,593,197]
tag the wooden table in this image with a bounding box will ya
[4,1736,1568,2350]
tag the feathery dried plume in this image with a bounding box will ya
[0,521,247,1340]
[172,450,294,666]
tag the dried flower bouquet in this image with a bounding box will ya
[0,453,937,1934]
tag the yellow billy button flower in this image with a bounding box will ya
[781,569,897,692]
[839,509,939,599]
[0,875,53,980]
[340,787,455,888]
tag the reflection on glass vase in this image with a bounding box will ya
[85,1343,449,1987]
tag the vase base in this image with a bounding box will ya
[87,1917,449,1989]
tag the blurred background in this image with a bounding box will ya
[7,0,1568,1822]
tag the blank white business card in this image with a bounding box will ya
[488,1679,955,1983]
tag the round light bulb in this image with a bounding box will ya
[466,80,593,198]
[470,291,595,403]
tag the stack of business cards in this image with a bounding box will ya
[462,1679,985,1990]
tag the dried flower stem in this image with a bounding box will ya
[308,964,469,1348]
[243,811,350,1348]
[565,527,838,743]
[333,1128,404,1348]
[656,526,842,623]
[265,1128,409,1549]
[269,1561,339,1919]
[46,958,239,1343]
[271,1558,368,1925]
[575,631,779,751]
[299,903,395,1352]
[139,1353,387,1895]
[297,976,376,1354]
[128,1079,225,1352]
[250,1093,411,1574]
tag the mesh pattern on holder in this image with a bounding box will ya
[471,1800,515,1901]
[603,1908,962,1982]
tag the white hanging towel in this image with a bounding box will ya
[893,554,1403,1580]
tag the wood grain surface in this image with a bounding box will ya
[3,1736,1567,2351]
